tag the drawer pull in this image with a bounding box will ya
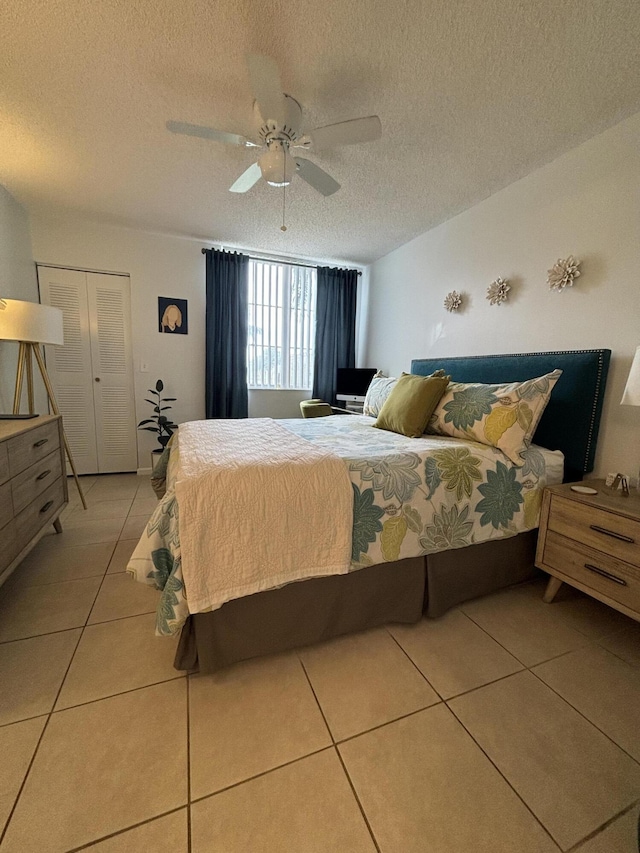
[589,524,634,544]
[33,438,49,448]
[39,500,54,514]
[36,469,51,481]
[584,563,627,586]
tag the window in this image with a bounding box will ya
[247,259,317,390]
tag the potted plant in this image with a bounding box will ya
[137,380,177,457]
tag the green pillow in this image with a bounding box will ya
[374,372,450,438]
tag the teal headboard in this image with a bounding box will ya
[410,349,611,483]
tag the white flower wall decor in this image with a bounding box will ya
[444,291,463,312]
[547,256,581,292]
[486,277,510,305]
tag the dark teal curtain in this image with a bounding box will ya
[205,248,249,418]
[312,266,358,405]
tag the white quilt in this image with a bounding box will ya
[174,418,353,614]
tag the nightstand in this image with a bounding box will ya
[536,480,640,621]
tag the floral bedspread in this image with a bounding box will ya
[128,415,559,636]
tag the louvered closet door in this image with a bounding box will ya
[86,273,137,473]
[38,267,99,474]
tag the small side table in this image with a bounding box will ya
[536,479,640,622]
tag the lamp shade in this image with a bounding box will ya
[621,346,640,406]
[0,299,63,345]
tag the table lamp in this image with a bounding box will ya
[0,298,86,507]
[621,345,640,493]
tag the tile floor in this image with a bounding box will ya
[0,473,640,851]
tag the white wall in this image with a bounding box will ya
[365,111,640,479]
[29,219,364,465]
[0,185,41,413]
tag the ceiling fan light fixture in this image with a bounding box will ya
[259,143,295,187]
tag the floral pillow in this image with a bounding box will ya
[363,376,397,417]
[427,369,562,466]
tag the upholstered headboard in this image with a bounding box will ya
[410,349,611,483]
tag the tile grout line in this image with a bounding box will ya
[0,606,156,646]
[0,527,123,845]
[0,617,87,847]
[53,673,186,715]
[334,746,382,853]
[564,796,640,852]
[62,805,187,853]
[527,666,640,768]
[297,656,335,744]
[189,745,335,807]
[445,702,563,852]
[384,626,444,699]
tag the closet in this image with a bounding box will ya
[37,266,137,475]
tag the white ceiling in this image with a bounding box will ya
[2,0,640,265]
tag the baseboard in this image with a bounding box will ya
[137,467,152,476]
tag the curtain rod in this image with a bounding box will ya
[201,247,362,276]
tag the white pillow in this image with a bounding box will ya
[363,376,397,417]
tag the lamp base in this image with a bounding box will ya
[0,413,39,420]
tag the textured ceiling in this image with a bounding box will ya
[2,0,640,264]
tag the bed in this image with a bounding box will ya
[128,349,611,672]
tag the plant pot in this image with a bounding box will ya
[150,449,163,473]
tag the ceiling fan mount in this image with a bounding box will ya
[166,55,382,197]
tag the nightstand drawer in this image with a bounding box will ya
[11,450,63,515]
[544,530,640,612]
[7,420,61,477]
[0,480,12,528]
[0,443,9,485]
[548,495,640,569]
[15,478,65,542]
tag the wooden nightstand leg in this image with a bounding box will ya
[543,575,563,603]
[53,517,63,534]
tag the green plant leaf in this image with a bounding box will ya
[161,397,177,402]
[145,398,157,405]
[155,380,164,392]
[139,426,160,433]
[137,419,155,426]
[160,406,172,411]
[147,390,160,396]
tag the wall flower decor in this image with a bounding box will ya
[444,291,463,312]
[486,278,510,305]
[547,256,581,292]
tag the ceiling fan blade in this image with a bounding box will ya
[166,120,257,147]
[305,116,382,150]
[247,54,287,126]
[295,158,341,196]
[229,162,262,193]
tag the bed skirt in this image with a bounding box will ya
[174,530,538,673]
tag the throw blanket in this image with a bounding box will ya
[174,418,353,614]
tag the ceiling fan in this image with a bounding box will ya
[166,54,382,198]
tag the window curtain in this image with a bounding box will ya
[312,266,358,405]
[204,248,250,418]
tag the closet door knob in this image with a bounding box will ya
[95,377,101,382]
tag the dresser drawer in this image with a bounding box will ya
[548,494,640,570]
[15,478,65,543]
[0,480,13,528]
[0,520,20,576]
[543,530,640,613]
[7,420,61,478]
[0,442,9,485]
[11,450,63,516]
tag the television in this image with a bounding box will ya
[336,368,377,402]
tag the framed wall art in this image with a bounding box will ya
[158,297,188,334]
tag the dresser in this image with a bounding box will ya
[0,415,68,586]
[536,480,640,621]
